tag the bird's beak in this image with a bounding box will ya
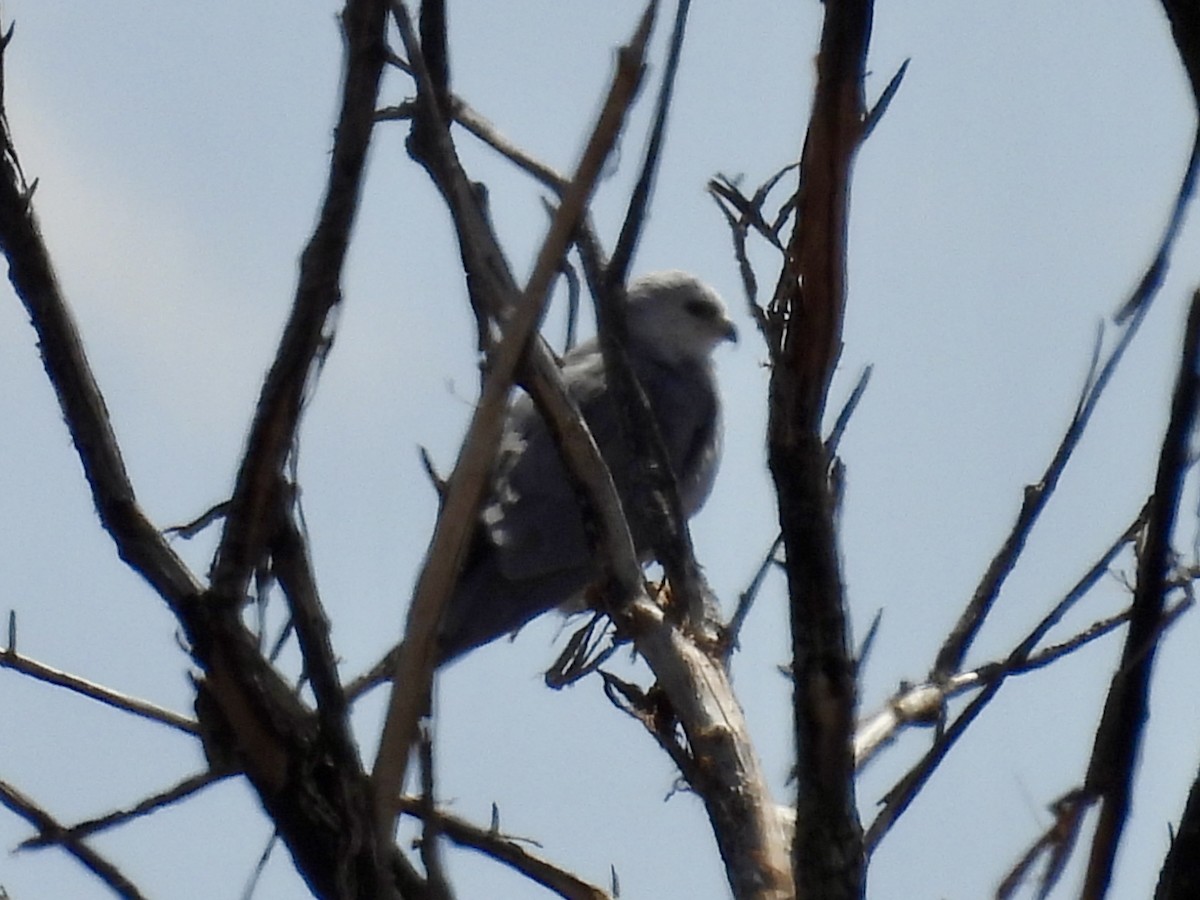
[722,319,739,344]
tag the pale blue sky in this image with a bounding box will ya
[2,2,1199,898]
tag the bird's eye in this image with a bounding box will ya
[684,298,717,320]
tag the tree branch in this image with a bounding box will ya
[768,1,873,896]
[20,770,232,849]
[0,645,197,735]
[0,15,202,620]
[1083,289,1200,897]
[1156,770,1200,898]
[209,0,390,604]
[0,780,149,900]
[395,798,612,900]
[938,105,1198,673]
[865,502,1147,849]
[592,0,724,644]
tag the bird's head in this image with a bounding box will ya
[624,270,738,366]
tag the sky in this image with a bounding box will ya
[2,1,1200,898]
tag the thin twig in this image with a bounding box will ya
[600,670,699,784]
[0,8,203,618]
[936,126,1200,676]
[934,306,1152,677]
[239,832,280,900]
[724,533,784,654]
[707,171,787,354]
[416,720,452,900]
[865,503,1146,849]
[862,58,909,140]
[21,770,232,848]
[1114,125,1200,322]
[0,780,149,900]
[271,499,353,745]
[455,100,569,192]
[0,647,198,734]
[164,500,230,539]
[395,799,611,900]
[594,0,723,643]
[825,364,873,459]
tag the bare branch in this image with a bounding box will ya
[1113,125,1200,321]
[164,500,230,539]
[825,364,872,460]
[270,498,360,764]
[1083,289,1200,897]
[608,0,685,283]
[600,670,699,784]
[0,14,203,618]
[21,770,232,848]
[415,722,453,900]
[0,780,149,900]
[724,533,784,654]
[1156,770,1200,898]
[395,799,612,900]
[866,503,1146,849]
[996,789,1090,900]
[617,597,792,898]
[377,94,571,193]
[853,589,1188,775]
[707,170,789,355]
[209,0,391,604]
[0,646,198,735]
[934,311,1153,677]
[588,0,733,654]
[937,118,1198,676]
[768,0,874,895]
[454,99,569,193]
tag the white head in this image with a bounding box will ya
[624,270,738,366]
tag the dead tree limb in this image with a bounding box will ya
[766,1,874,896]
[1082,289,1200,897]
[0,780,148,900]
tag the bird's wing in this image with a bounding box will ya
[482,343,720,582]
[481,344,608,582]
[630,353,722,519]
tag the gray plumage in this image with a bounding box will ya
[437,271,737,664]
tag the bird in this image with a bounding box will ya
[436,270,737,665]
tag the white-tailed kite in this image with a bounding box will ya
[437,270,736,663]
